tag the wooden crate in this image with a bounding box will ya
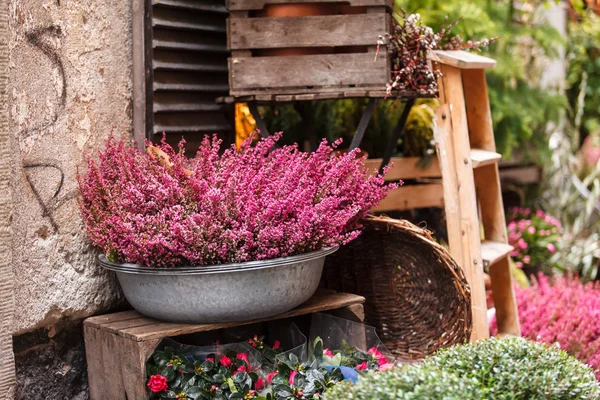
[226,0,393,96]
[84,291,365,400]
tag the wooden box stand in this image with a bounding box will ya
[84,291,365,400]
[226,0,393,96]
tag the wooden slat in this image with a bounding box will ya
[227,0,392,11]
[154,123,232,134]
[84,310,145,329]
[435,66,488,341]
[489,257,521,337]
[470,149,501,168]
[228,13,388,50]
[153,0,228,14]
[364,157,441,180]
[153,8,227,33]
[154,102,225,113]
[101,292,365,341]
[499,165,541,185]
[464,68,520,337]
[463,69,495,150]
[372,184,444,212]
[229,52,388,93]
[480,241,513,268]
[432,50,496,70]
[218,89,425,101]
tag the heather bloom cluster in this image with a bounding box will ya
[491,274,600,379]
[507,207,562,270]
[79,134,394,267]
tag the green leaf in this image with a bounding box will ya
[161,366,176,381]
[160,390,177,399]
[186,387,204,399]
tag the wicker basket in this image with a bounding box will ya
[321,215,472,360]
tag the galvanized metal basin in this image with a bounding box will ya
[99,247,338,324]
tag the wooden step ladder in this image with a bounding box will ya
[433,50,521,340]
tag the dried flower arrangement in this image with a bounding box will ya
[491,274,600,380]
[78,134,393,268]
[377,12,496,97]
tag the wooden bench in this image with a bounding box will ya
[84,291,365,400]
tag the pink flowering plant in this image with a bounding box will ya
[79,134,394,268]
[491,274,600,380]
[507,207,562,272]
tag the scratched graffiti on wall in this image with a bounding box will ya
[21,21,73,233]
[23,162,76,233]
[23,24,66,137]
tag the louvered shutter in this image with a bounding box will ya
[133,0,233,150]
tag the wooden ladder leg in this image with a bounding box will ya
[463,68,521,337]
[435,64,489,341]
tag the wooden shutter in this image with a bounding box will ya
[133,0,233,150]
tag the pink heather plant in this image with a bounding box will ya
[78,134,395,268]
[507,207,562,271]
[491,274,600,379]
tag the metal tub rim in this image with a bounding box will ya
[98,246,339,275]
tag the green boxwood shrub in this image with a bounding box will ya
[324,338,600,400]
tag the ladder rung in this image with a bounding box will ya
[481,241,513,268]
[471,149,501,168]
[431,50,497,69]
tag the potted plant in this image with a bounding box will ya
[78,134,393,323]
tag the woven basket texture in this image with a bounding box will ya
[321,215,472,360]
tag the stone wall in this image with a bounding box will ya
[7,0,133,397]
[8,0,132,335]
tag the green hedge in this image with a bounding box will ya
[324,338,600,400]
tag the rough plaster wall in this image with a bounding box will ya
[8,0,131,334]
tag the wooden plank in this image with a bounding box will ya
[229,53,388,92]
[364,157,441,180]
[475,164,507,244]
[499,165,541,185]
[480,240,513,268]
[470,149,501,168]
[111,292,365,341]
[84,310,143,329]
[489,257,521,337]
[85,325,160,400]
[372,184,444,212]
[228,13,389,50]
[227,0,392,11]
[463,69,495,150]
[435,65,489,341]
[432,50,496,70]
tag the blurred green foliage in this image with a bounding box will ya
[397,0,566,161]
[260,99,437,158]
[262,1,567,162]
[567,2,600,142]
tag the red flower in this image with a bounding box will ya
[289,371,299,385]
[323,349,334,357]
[267,371,278,383]
[355,362,368,371]
[367,347,382,358]
[234,365,247,375]
[206,357,214,362]
[237,353,249,364]
[255,377,265,391]
[273,340,280,350]
[220,355,232,367]
[147,374,168,393]
[377,356,388,366]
